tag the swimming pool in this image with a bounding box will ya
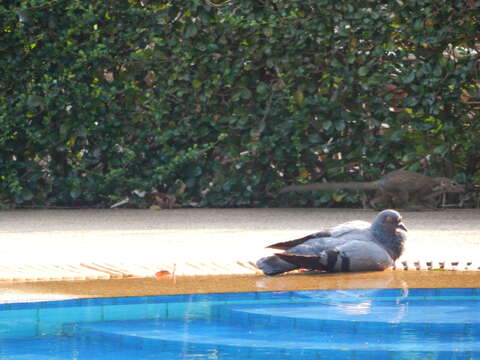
[0,288,478,359]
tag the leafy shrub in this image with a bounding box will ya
[0,1,478,208]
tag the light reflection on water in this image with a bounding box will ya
[335,300,373,315]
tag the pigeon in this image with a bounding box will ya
[256,209,407,276]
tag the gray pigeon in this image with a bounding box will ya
[256,209,407,276]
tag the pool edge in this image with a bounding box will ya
[1,270,480,303]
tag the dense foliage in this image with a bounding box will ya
[1,0,479,208]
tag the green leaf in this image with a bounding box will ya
[241,88,252,100]
[185,165,202,178]
[256,82,269,95]
[21,189,34,202]
[331,59,342,68]
[433,145,447,155]
[263,27,273,37]
[308,133,321,143]
[322,120,333,131]
[402,72,416,84]
[293,91,304,106]
[184,24,198,38]
[334,120,346,131]
[70,188,82,199]
[332,193,345,202]
[358,66,369,77]
[27,95,44,108]
[192,79,202,89]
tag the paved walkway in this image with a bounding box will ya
[0,208,479,282]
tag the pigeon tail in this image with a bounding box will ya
[256,255,298,276]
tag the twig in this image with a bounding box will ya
[204,0,234,7]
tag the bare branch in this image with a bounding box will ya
[204,0,234,8]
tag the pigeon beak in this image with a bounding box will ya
[397,222,408,232]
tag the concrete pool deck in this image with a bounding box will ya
[0,208,479,302]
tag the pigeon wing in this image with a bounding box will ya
[266,220,371,250]
[286,226,373,257]
[266,231,331,250]
[333,240,394,272]
[329,220,370,237]
[275,253,327,270]
[276,249,343,271]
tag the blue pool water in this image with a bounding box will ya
[0,288,479,359]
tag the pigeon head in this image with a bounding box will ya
[373,209,408,234]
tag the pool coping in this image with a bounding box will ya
[1,270,480,304]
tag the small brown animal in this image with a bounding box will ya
[280,170,465,210]
[149,192,179,209]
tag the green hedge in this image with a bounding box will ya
[1,1,479,208]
